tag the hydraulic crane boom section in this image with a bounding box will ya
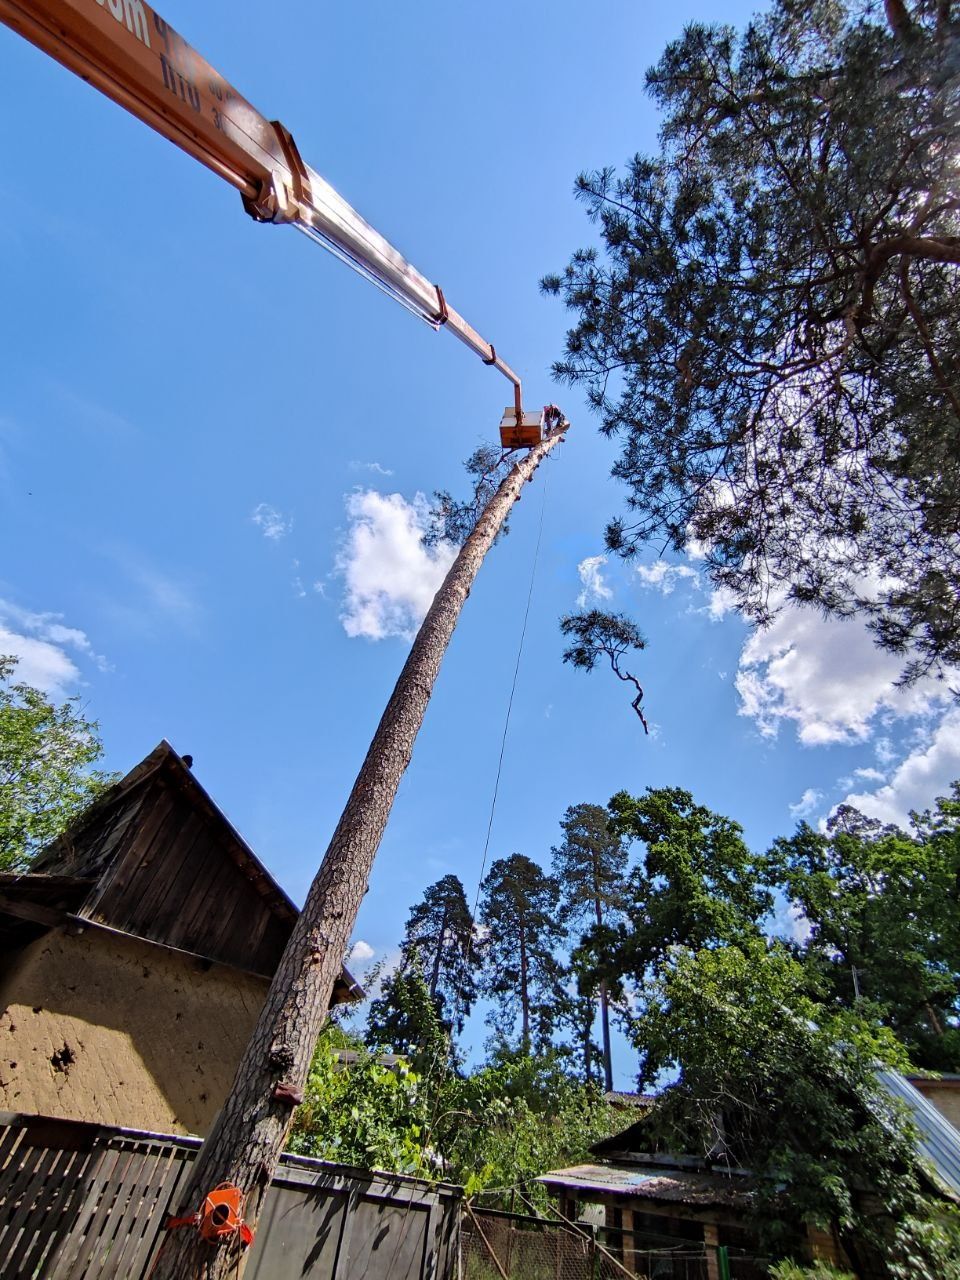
[0,0,524,418]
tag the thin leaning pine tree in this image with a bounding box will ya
[150,410,568,1279]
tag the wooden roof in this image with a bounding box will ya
[1,741,360,1002]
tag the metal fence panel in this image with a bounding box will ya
[462,1208,769,1280]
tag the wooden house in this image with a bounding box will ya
[0,740,360,1136]
[539,1072,960,1279]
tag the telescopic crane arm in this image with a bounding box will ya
[0,0,529,425]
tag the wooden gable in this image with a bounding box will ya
[25,742,355,995]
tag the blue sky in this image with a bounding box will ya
[2,0,958,1087]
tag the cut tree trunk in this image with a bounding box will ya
[149,421,567,1279]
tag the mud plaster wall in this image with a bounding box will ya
[911,1080,960,1131]
[0,926,268,1135]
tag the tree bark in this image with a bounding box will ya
[429,904,448,1000]
[594,876,614,1093]
[519,913,530,1054]
[150,422,567,1279]
[599,980,613,1094]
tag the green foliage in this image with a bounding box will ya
[398,874,478,1032]
[551,803,629,1084]
[634,939,960,1276]
[770,796,960,1070]
[0,655,116,871]
[580,787,771,1077]
[552,803,629,929]
[559,610,649,730]
[441,1050,618,1212]
[287,1027,434,1176]
[365,955,455,1075]
[545,0,960,681]
[427,445,514,547]
[769,1264,855,1280]
[289,1033,617,1209]
[480,854,565,1054]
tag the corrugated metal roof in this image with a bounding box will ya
[877,1071,960,1197]
[537,1163,754,1209]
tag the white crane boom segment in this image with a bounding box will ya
[0,0,525,418]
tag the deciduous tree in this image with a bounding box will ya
[582,787,772,1058]
[635,940,960,1276]
[770,787,960,1070]
[0,655,114,871]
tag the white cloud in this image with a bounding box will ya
[0,598,106,696]
[854,766,885,783]
[635,561,700,596]
[789,787,823,819]
[348,939,375,963]
[835,707,960,829]
[770,898,813,945]
[336,490,457,641]
[350,460,394,477]
[705,586,738,621]
[576,555,613,609]
[734,605,952,745]
[251,502,292,541]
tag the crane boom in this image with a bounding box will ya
[0,0,525,418]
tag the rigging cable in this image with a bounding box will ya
[468,453,552,928]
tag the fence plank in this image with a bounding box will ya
[118,1142,189,1280]
[1,1140,64,1275]
[0,1117,461,1280]
[56,1140,128,1277]
[23,1142,100,1280]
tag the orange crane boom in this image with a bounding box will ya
[0,0,528,424]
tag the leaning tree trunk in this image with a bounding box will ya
[150,421,567,1279]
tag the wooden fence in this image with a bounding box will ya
[0,1111,461,1280]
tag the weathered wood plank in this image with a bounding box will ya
[0,1118,461,1280]
[3,1140,83,1278]
[25,1143,100,1280]
[59,1141,129,1277]
[90,1141,161,1276]
[158,835,233,953]
[84,782,178,923]
[120,1143,193,1279]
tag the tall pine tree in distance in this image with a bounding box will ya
[552,803,628,1091]
[399,874,478,1033]
[480,854,565,1055]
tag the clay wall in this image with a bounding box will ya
[0,925,267,1134]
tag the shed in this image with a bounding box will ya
[0,741,360,1136]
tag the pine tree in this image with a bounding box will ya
[545,0,960,682]
[480,854,565,1055]
[364,956,452,1075]
[399,874,477,1033]
[551,803,628,1090]
[150,420,568,1279]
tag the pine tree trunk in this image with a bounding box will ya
[149,423,567,1279]
[599,980,613,1093]
[429,905,448,1000]
[519,914,530,1054]
[594,884,613,1092]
